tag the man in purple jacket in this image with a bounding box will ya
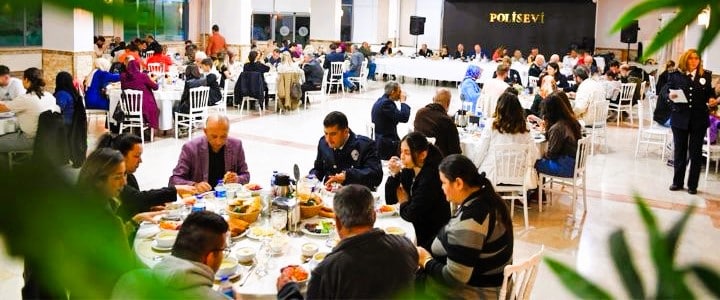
[169,115,250,193]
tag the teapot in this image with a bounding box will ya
[273,173,294,198]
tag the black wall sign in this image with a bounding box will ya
[442,0,596,57]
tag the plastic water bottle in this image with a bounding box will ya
[215,180,227,213]
[218,276,235,298]
[192,195,206,212]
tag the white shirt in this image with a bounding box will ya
[480,78,510,115]
[474,118,539,185]
[573,78,606,125]
[0,77,26,101]
[563,55,579,69]
[2,92,60,138]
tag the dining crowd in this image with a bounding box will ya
[1,29,718,299]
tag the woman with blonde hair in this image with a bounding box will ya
[665,49,718,194]
[526,75,557,118]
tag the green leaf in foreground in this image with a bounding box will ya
[544,257,613,300]
[609,230,645,299]
[689,265,720,298]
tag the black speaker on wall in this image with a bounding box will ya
[620,20,639,43]
[410,16,426,35]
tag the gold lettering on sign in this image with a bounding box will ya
[489,12,545,24]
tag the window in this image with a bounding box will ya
[0,2,42,47]
[341,0,352,42]
[124,0,187,42]
[252,13,310,45]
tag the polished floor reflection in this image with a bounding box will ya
[1,79,719,299]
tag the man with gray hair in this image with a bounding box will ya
[277,184,418,299]
[571,65,606,126]
[169,114,250,193]
[414,88,461,156]
[343,44,365,92]
[371,81,411,159]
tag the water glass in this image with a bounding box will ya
[271,209,287,231]
[255,240,271,277]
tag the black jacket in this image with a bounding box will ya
[371,95,411,159]
[205,73,222,106]
[413,103,461,157]
[663,70,715,130]
[310,131,383,190]
[277,229,418,300]
[385,147,450,249]
[118,173,176,221]
[68,93,87,167]
[302,59,324,87]
[234,71,266,106]
[653,70,675,124]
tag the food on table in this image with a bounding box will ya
[181,195,196,205]
[249,226,276,238]
[228,218,249,237]
[159,220,182,231]
[379,205,395,213]
[313,252,327,263]
[229,197,262,214]
[281,265,309,282]
[244,183,262,191]
[318,206,335,218]
[303,220,334,234]
[384,226,405,235]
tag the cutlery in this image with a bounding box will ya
[238,262,257,286]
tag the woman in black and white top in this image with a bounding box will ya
[416,154,513,299]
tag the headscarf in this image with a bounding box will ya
[465,65,482,80]
[121,60,142,82]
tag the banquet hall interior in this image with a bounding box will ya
[1,0,719,299]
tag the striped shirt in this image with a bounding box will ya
[425,190,513,294]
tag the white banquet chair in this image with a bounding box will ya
[498,246,544,300]
[705,128,720,181]
[147,63,164,74]
[348,59,369,92]
[584,100,609,155]
[305,69,329,110]
[174,86,209,140]
[328,61,345,97]
[119,89,153,144]
[492,144,531,229]
[527,76,539,88]
[609,82,636,126]
[635,100,670,160]
[538,138,590,214]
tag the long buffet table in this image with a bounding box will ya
[374,57,530,86]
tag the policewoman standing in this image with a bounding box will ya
[665,49,718,194]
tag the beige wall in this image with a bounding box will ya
[595,0,674,51]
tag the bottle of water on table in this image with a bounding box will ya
[215,180,227,214]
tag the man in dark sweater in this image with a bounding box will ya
[413,88,461,157]
[277,185,418,299]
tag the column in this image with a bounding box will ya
[310,0,341,49]
[210,0,252,61]
[42,2,94,88]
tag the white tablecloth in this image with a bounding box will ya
[374,57,530,86]
[133,200,415,299]
[108,84,183,131]
[0,115,18,136]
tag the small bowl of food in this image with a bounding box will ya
[301,243,319,257]
[155,231,178,248]
[217,257,239,278]
[384,226,406,236]
[235,247,256,264]
[281,265,310,285]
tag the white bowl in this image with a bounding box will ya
[155,231,178,248]
[301,243,319,257]
[217,257,239,278]
[235,247,256,263]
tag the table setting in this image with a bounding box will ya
[133,178,414,299]
[0,111,17,136]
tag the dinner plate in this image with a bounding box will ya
[214,270,241,282]
[246,227,278,240]
[230,229,248,241]
[0,112,15,118]
[151,240,173,252]
[301,220,334,237]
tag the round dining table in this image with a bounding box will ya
[133,193,416,299]
[0,112,18,136]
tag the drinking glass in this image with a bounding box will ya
[255,239,271,277]
[271,209,287,232]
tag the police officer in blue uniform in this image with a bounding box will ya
[310,111,383,190]
[371,81,411,160]
[664,49,718,194]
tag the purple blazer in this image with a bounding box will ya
[169,135,251,186]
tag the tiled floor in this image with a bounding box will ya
[1,79,719,299]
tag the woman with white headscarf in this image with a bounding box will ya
[85,58,120,110]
